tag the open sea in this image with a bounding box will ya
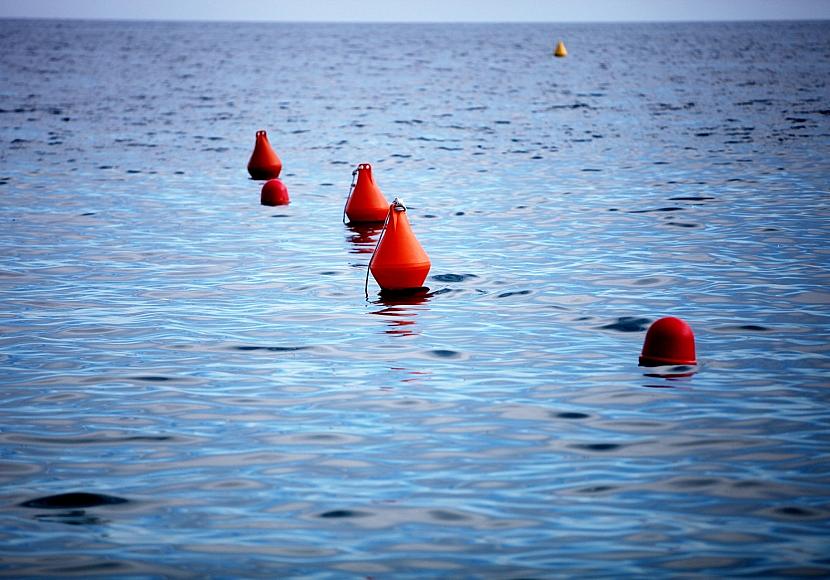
[1,17,829,578]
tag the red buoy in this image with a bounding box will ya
[261,178,289,206]
[344,163,389,224]
[247,130,282,180]
[639,317,697,366]
[369,199,431,292]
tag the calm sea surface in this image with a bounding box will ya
[1,18,829,577]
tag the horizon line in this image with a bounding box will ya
[2,15,828,24]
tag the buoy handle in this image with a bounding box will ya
[342,165,361,224]
[392,197,406,212]
[365,202,396,297]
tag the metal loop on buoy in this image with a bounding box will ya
[365,203,394,297]
[343,166,360,224]
[392,197,406,212]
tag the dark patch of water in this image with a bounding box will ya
[600,317,651,332]
[21,492,128,509]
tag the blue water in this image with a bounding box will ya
[1,18,829,577]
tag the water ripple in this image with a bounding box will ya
[1,17,829,578]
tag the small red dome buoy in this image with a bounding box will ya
[368,199,431,292]
[247,130,282,180]
[639,316,697,366]
[261,178,289,206]
[344,163,389,224]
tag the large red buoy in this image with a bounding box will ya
[344,163,389,224]
[247,130,282,180]
[368,199,431,292]
[261,178,289,206]
[639,317,697,366]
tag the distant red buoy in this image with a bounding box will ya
[639,316,697,366]
[344,163,389,224]
[369,199,431,292]
[261,178,289,206]
[247,130,282,180]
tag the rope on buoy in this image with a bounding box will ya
[342,167,359,224]
[365,198,406,298]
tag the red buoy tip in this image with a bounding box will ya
[261,178,289,206]
[639,316,697,366]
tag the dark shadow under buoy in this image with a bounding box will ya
[643,365,698,379]
[376,286,432,305]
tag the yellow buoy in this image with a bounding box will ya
[554,40,567,58]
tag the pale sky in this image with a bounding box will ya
[0,0,828,22]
